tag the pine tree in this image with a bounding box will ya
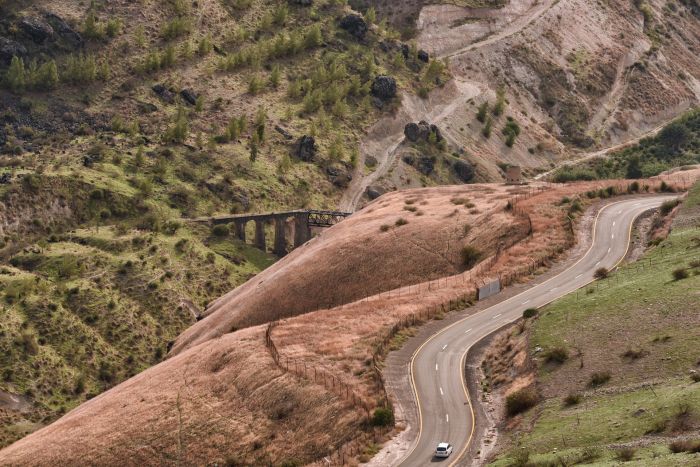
[476,101,489,123]
[39,60,59,90]
[269,64,281,88]
[6,56,26,92]
[255,108,266,143]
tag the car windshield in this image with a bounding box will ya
[437,447,446,451]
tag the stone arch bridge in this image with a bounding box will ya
[190,210,351,256]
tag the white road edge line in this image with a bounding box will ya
[435,363,438,371]
[464,328,472,334]
[440,387,443,396]
[446,414,449,423]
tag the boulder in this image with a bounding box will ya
[326,163,352,188]
[289,0,313,4]
[179,89,198,106]
[364,155,378,167]
[294,135,317,162]
[0,173,11,184]
[417,49,430,62]
[429,123,443,142]
[339,14,368,40]
[452,159,474,182]
[0,37,27,65]
[403,122,421,142]
[274,125,294,141]
[371,75,397,100]
[19,17,54,43]
[404,121,442,143]
[152,84,175,104]
[45,13,84,48]
[417,156,435,175]
[366,185,385,200]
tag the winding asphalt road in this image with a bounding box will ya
[399,195,675,466]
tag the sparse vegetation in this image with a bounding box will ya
[506,388,538,416]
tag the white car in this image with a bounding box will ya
[435,442,453,458]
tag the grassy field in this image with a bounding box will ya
[490,183,700,466]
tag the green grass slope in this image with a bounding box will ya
[491,182,700,466]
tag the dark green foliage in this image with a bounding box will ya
[506,388,538,416]
[476,101,488,123]
[502,118,521,147]
[371,407,394,426]
[543,346,569,364]
[523,308,538,319]
[563,392,582,406]
[589,371,611,387]
[460,245,482,269]
[211,224,230,237]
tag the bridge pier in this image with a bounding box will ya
[294,213,311,248]
[254,219,266,251]
[273,218,287,257]
[234,219,247,242]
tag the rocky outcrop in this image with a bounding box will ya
[326,163,352,188]
[452,159,475,182]
[339,14,368,40]
[371,76,397,100]
[289,0,313,4]
[152,84,175,104]
[274,125,294,141]
[293,135,317,162]
[45,13,84,48]
[19,17,54,43]
[417,50,430,62]
[366,185,386,200]
[402,154,436,175]
[179,89,198,106]
[0,38,27,65]
[404,121,443,143]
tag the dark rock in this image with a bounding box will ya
[293,135,317,162]
[180,89,198,106]
[45,13,84,48]
[400,43,410,59]
[274,125,294,141]
[452,159,474,182]
[417,49,430,62]
[379,41,391,53]
[152,84,175,104]
[417,156,435,175]
[0,173,11,184]
[339,14,368,40]
[19,17,54,43]
[404,121,442,143]
[371,76,397,100]
[212,44,226,56]
[0,37,27,65]
[366,185,385,200]
[289,0,313,4]
[401,154,416,165]
[365,155,378,167]
[326,163,352,188]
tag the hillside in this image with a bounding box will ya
[485,181,700,465]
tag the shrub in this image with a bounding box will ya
[523,308,538,319]
[669,439,700,453]
[211,224,230,237]
[476,101,488,123]
[460,245,482,269]
[589,371,611,387]
[502,119,521,147]
[615,447,635,462]
[660,199,680,215]
[563,392,582,407]
[672,268,689,280]
[621,348,647,361]
[594,267,609,279]
[379,224,390,232]
[543,346,569,364]
[505,388,538,416]
[395,218,408,227]
[371,407,394,427]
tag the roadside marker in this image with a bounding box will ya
[442,344,448,351]
[440,387,444,396]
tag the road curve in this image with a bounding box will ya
[398,195,675,467]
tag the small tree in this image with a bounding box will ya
[482,117,492,138]
[6,56,26,92]
[250,133,259,162]
[371,407,394,427]
[460,245,482,269]
[594,267,609,279]
[476,101,489,123]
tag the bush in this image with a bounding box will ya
[211,224,230,237]
[506,388,538,416]
[379,224,390,232]
[543,346,569,364]
[660,199,680,215]
[460,245,482,270]
[673,268,689,280]
[594,267,609,279]
[615,447,635,462]
[395,218,408,227]
[523,308,538,319]
[563,392,582,407]
[371,407,394,427]
[589,371,611,387]
[669,439,700,453]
